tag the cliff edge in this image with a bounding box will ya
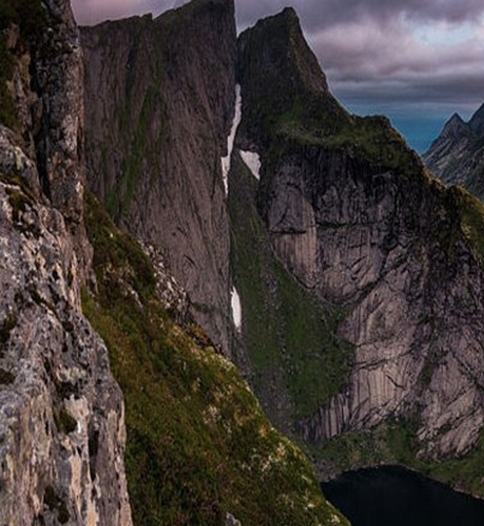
[0,0,132,523]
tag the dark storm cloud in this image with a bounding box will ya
[333,71,484,107]
[72,0,484,27]
[235,0,484,30]
[305,10,484,109]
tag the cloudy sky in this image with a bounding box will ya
[72,0,484,152]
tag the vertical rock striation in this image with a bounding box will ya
[82,0,237,354]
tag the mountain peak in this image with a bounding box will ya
[238,6,328,97]
[279,6,298,21]
[469,102,484,136]
[424,102,484,181]
[441,112,468,138]
[448,112,464,124]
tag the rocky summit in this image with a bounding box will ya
[2,0,484,524]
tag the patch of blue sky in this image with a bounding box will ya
[411,19,476,47]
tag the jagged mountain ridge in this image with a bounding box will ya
[423,103,484,197]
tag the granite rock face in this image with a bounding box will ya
[235,8,484,460]
[82,0,237,355]
[2,0,92,276]
[0,1,132,524]
[423,104,484,198]
[0,172,132,526]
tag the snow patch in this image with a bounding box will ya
[231,287,242,330]
[240,150,261,180]
[221,84,242,194]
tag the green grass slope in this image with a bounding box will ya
[82,192,350,526]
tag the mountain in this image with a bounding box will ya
[4,0,484,523]
[81,0,484,498]
[423,104,484,197]
[0,0,351,524]
[232,9,484,490]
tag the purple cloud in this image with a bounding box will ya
[71,0,484,148]
[235,0,484,30]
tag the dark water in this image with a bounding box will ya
[322,465,484,526]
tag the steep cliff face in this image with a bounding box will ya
[0,0,132,524]
[232,8,484,488]
[81,0,237,354]
[423,104,484,198]
[0,172,132,526]
[1,0,92,275]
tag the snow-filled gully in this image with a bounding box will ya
[221,85,262,194]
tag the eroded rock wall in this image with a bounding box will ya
[278,149,484,458]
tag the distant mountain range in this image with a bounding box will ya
[423,103,484,197]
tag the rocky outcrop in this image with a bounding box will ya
[423,104,484,198]
[0,1,132,524]
[8,0,93,277]
[234,8,484,465]
[81,0,237,355]
[0,168,131,526]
